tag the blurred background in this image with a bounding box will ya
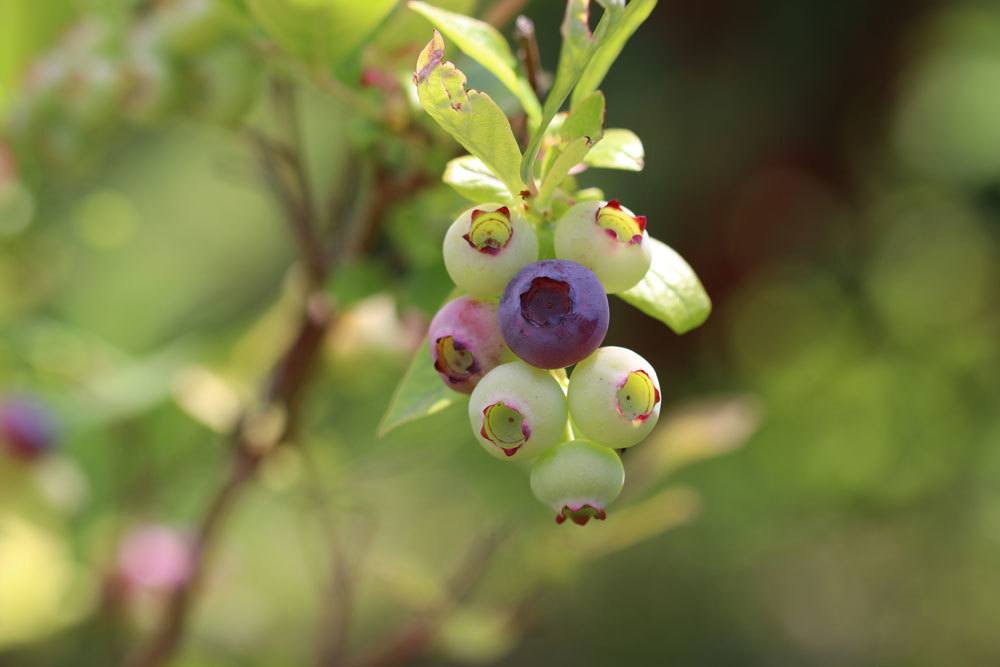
[1,0,999,665]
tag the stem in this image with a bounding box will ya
[514,16,545,100]
[127,77,336,667]
[347,526,510,667]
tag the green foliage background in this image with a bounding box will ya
[2,1,999,665]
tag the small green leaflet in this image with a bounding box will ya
[443,155,512,203]
[377,338,462,437]
[408,1,542,125]
[520,0,657,184]
[571,0,657,108]
[586,128,644,171]
[537,91,606,205]
[415,31,526,197]
[618,238,711,334]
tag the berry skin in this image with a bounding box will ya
[554,200,652,293]
[0,397,57,461]
[530,439,624,525]
[498,260,609,369]
[568,346,661,448]
[468,361,567,460]
[428,296,509,394]
[443,204,538,298]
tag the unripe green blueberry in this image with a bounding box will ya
[443,204,538,298]
[554,199,652,293]
[467,361,566,460]
[530,439,624,525]
[568,346,661,449]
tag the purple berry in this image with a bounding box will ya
[498,260,609,369]
[0,397,57,461]
[428,296,509,393]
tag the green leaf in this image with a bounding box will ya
[520,0,655,184]
[537,91,605,205]
[559,90,605,142]
[443,155,513,203]
[571,0,657,108]
[537,136,592,206]
[415,31,526,196]
[377,338,461,437]
[585,128,644,171]
[520,0,595,184]
[618,237,711,333]
[408,1,541,125]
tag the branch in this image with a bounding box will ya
[514,16,546,99]
[126,296,334,667]
[346,526,510,667]
[126,79,336,667]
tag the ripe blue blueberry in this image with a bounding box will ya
[530,439,625,525]
[443,204,538,298]
[467,361,567,460]
[428,296,509,394]
[0,397,57,461]
[554,200,652,293]
[498,259,609,369]
[568,346,661,448]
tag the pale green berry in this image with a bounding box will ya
[530,439,624,525]
[443,204,538,298]
[568,346,661,448]
[554,199,652,293]
[467,361,566,460]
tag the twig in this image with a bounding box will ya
[126,295,334,667]
[347,526,510,667]
[126,78,336,667]
[514,16,546,99]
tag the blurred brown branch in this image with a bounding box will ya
[127,69,441,665]
[346,526,511,667]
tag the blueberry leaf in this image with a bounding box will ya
[537,91,605,204]
[618,238,711,334]
[409,1,541,125]
[559,90,606,143]
[415,31,526,197]
[443,155,513,203]
[538,136,592,205]
[571,0,657,108]
[585,128,644,171]
[377,338,461,437]
[520,0,656,184]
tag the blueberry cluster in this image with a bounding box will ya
[429,201,662,525]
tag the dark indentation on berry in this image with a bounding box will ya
[520,277,573,327]
[615,369,659,423]
[433,335,479,384]
[464,206,512,255]
[481,402,530,456]
[555,504,607,526]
